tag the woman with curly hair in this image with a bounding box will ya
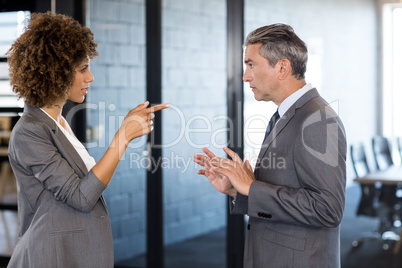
[6,12,169,267]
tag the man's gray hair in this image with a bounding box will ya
[244,24,308,80]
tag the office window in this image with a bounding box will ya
[0,11,30,108]
[382,5,402,138]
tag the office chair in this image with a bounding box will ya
[351,143,379,217]
[371,136,402,227]
[350,142,399,250]
[351,142,370,177]
[397,137,402,163]
[372,136,393,170]
[371,136,401,210]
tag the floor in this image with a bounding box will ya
[115,229,226,268]
[2,184,402,268]
[116,183,402,268]
[340,184,402,268]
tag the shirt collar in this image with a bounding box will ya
[278,83,313,117]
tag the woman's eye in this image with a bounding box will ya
[80,67,88,73]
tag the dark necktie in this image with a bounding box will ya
[264,110,280,141]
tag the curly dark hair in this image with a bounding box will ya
[7,12,98,107]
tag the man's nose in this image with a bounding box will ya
[243,70,251,82]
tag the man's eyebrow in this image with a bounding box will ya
[244,59,253,64]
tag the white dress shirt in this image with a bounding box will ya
[40,108,96,172]
[278,83,313,117]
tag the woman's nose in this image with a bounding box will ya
[86,69,94,83]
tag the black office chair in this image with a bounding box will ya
[351,142,370,177]
[350,142,399,250]
[371,136,400,209]
[351,143,379,217]
[371,135,401,222]
[372,136,393,171]
[397,137,402,163]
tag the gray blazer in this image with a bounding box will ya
[232,89,347,268]
[7,104,113,268]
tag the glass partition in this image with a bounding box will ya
[161,0,228,266]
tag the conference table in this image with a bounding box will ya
[354,165,402,185]
[354,165,402,254]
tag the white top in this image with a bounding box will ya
[40,108,96,172]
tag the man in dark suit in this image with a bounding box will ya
[194,24,346,268]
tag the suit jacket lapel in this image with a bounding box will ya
[24,104,89,178]
[255,88,320,171]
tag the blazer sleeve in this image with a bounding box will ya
[247,111,347,228]
[9,120,106,213]
[230,192,248,215]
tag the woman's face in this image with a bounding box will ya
[68,58,94,103]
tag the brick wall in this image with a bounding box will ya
[161,0,227,245]
[87,0,148,262]
[86,0,227,262]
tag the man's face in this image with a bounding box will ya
[243,43,280,103]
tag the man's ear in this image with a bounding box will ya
[277,59,291,80]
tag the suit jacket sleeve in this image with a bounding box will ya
[9,119,106,213]
[230,192,248,214]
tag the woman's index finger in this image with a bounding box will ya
[147,103,170,112]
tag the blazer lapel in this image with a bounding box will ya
[255,88,320,171]
[54,127,89,178]
[24,105,89,178]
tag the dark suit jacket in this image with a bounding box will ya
[7,104,113,268]
[232,89,347,268]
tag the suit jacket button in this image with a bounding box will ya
[267,214,272,219]
[257,212,262,217]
